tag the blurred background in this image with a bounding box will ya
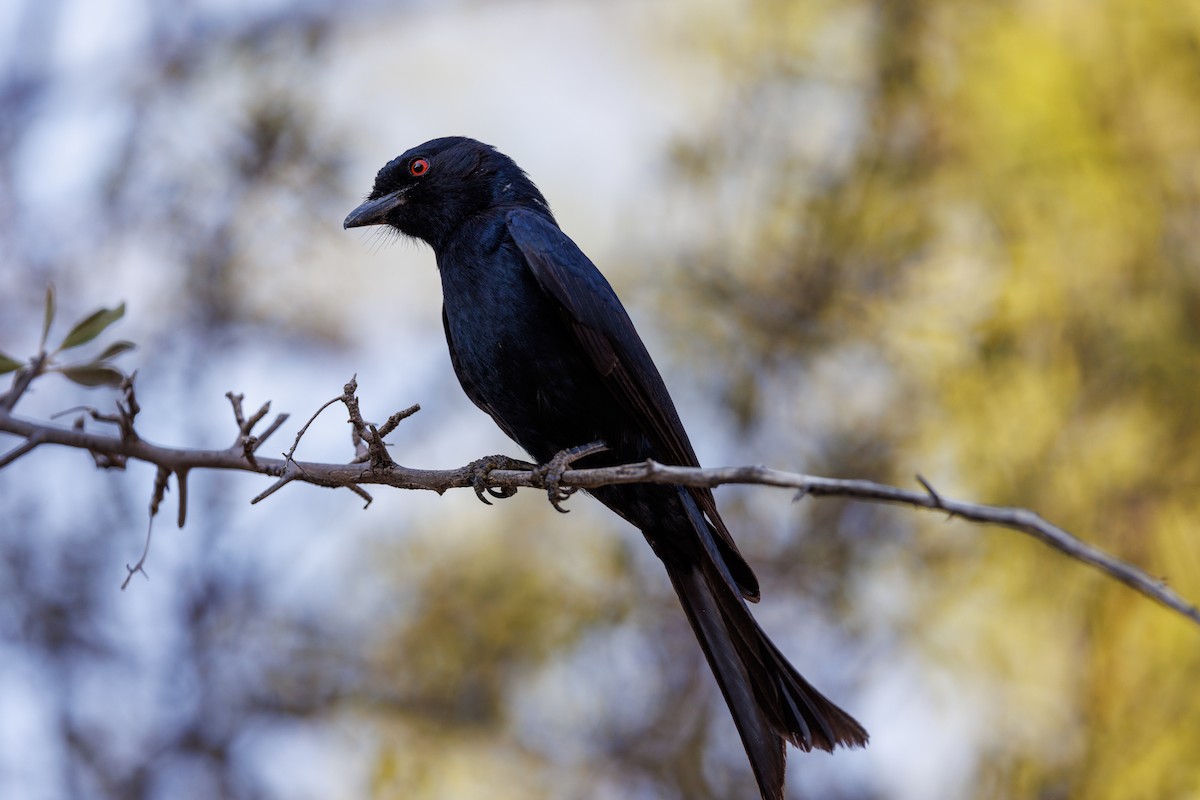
[1,0,1198,798]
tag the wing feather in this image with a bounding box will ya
[506,209,759,600]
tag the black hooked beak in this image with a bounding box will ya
[344,187,409,229]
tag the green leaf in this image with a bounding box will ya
[58,302,126,351]
[41,283,56,350]
[57,364,126,388]
[0,352,23,375]
[96,340,137,361]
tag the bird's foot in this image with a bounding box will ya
[467,454,531,505]
[535,441,608,513]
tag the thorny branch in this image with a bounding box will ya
[0,373,1196,628]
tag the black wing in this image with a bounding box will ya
[505,208,759,601]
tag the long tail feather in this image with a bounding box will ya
[661,489,868,800]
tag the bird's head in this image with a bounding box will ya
[343,136,550,250]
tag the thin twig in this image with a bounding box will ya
[253,414,289,450]
[376,404,421,439]
[251,468,300,505]
[227,392,247,430]
[347,483,373,508]
[282,394,343,465]
[0,352,48,412]
[339,376,395,466]
[123,466,171,589]
[0,438,39,468]
[121,515,155,591]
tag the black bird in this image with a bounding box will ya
[345,136,867,799]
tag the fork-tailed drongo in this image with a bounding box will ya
[345,136,867,800]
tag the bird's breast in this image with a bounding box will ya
[438,242,612,459]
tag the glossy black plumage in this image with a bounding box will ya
[345,136,867,799]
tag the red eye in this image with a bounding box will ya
[409,158,429,177]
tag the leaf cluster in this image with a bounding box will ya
[0,285,132,389]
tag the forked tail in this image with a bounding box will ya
[663,493,868,800]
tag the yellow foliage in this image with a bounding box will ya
[666,0,1200,795]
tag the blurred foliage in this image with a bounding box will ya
[663,0,1200,797]
[4,1,1199,799]
[359,513,647,800]
[0,3,364,800]
[0,286,135,388]
[370,519,631,727]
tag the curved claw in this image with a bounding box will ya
[547,484,578,514]
[467,454,530,505]
[536,440,607,513]
[473,480,494,506]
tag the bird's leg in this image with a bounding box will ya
[467,454,532,505]
[535,440,608,513]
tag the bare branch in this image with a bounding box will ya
[528,461,1200,627]
[338,375,403,467]
[0,380,1195,629]
[0,437,39,467]
[227,391,248,429]
[376,403,421,440]
[226,391,272,442]
[253,413,289,450]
